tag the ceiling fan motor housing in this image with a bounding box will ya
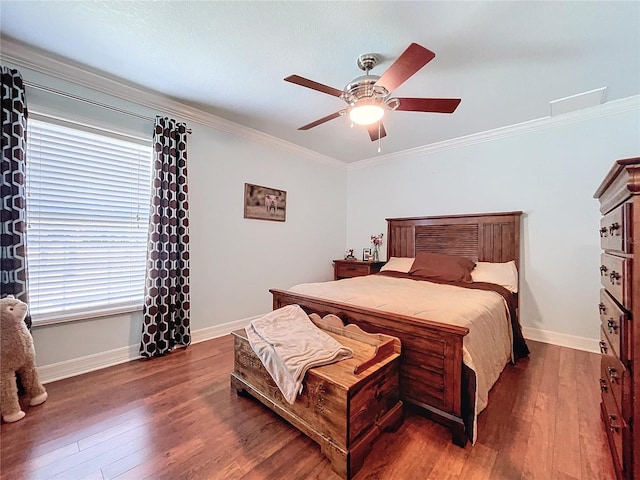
[341,75,388,106]
[356,53,379,72]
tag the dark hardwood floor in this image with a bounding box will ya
[0,338,615,480]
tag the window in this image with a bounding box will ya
[26,117,153,324]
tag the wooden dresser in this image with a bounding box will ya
[594,157,640,480]
[333,260,385,280]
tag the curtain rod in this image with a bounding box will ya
[23,81,192,134]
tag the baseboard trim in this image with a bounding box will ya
[38,318,599,384]
[38,314,262,384]
[522,326,599,354]
[190,316,260,344]
[37,344,141,385]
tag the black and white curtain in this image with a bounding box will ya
[140,117,191,357]
[1,66,31,328]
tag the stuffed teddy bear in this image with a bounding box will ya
[0,295,47,422]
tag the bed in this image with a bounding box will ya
[270,211,529,446]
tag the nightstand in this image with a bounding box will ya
[333,259,386,280]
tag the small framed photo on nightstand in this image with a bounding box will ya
[362,248,372,261]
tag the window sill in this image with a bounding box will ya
[32,305,143,327]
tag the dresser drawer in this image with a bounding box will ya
[335,262,370,278]
[599,289,630,364]
[600,203,632,253]
[601,328,633,426]
[599,253,631,309]
[601,389,625,476]
[600,333,625,411]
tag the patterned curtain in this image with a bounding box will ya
[140,117,191,357]
[1,66,31,328]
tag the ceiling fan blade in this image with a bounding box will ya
[395,97,461,113]
[298,111,342,130]
[375,43,436,93]
[284,75,343,97]
[368,122,387,142]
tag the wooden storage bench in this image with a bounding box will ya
[230,316,403,479]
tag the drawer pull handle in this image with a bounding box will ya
[598,302,606,314]
[609,271,620,284]
[607,319,618,334]
[599,378,608,392]
[600,226,608,237]
[599,341,608,354]
[608,414,620,433]
[607,366,618,383]
[609,223,620,235]
[600,265,608,275]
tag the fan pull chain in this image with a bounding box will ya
[377,121,382,153]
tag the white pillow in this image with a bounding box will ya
[471,261,519,293]
[380,257,415,273]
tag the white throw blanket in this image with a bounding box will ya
[245,304,353,404]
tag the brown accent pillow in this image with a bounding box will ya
[409,252,476,283]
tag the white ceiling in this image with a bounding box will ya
[1,1,639,163]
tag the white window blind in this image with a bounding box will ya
[26,118,153,323]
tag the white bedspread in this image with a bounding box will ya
[245,304,353,405]
[289,275,513,441]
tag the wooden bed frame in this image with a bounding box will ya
[271,211,522,446]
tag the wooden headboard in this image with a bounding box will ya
[386,211,523,270]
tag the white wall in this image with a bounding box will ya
[3,40,638,378]
[346,101,640,346]
[186,123,346,330]
[2,45,346,374]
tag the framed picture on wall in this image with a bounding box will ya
[243,183,287,222]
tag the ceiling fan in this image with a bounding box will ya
[284,43,461,143]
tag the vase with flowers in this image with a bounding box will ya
[370,233,383,262]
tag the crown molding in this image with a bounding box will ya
[348,94,640,171]
[3,35,636,172]
[0,36,344,170]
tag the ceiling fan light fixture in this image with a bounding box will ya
[349,103,384,126]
